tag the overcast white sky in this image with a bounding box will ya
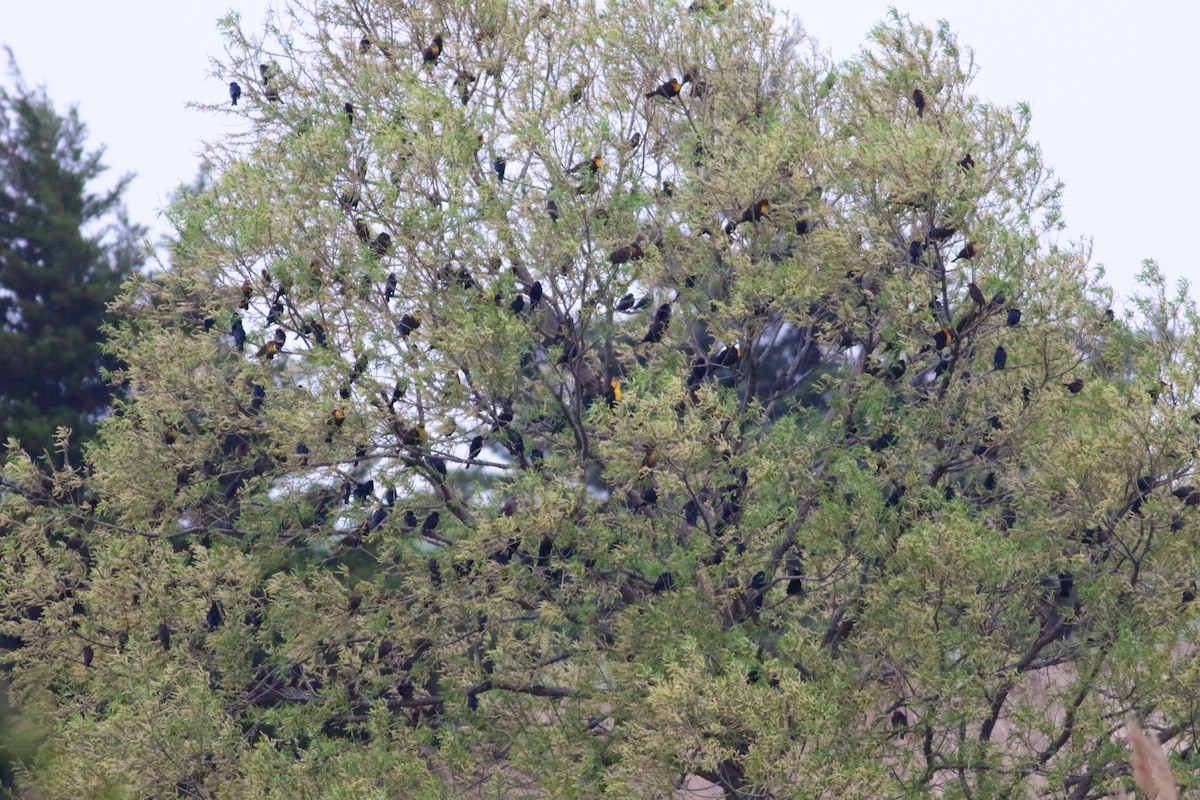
[3,1,1196,305]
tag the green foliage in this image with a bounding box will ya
[0,51,146,464]
[2,2,1199,798]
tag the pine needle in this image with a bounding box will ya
[1125,714,1177,800]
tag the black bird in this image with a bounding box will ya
[157,622,171,651]
[785,555,803,596]
[295,443,309,465]
[530,449,545,470]
[993,345,1007,371]
[422,512,441,535]
[912,88,926,117]
[644,303,671,343]
[82,645,94,667]
[1065,378,1085,394]
[359,37,371,53]
[615,292,635,312]
[493,157,506,182]
[1006,308,1022,327]
[344,101,354,125]
[510,294,526,314]
[231,316,246,352]
[402,510,418,532]
[928,225,957,242]
[370,232,392,259]
[958,152,975,170]
[368,506,388,532]
[229,81,241,105]
[684,499,699,527]
[933,326,953,350]
[908,240,924,264]
[398,314,421,338]
[385,273,397,302]
[953,241,980,262]
[354,217,371,244]
[207,601,223,632]
[546,199,559,221]
[645,78,682,99]
[712,345,740,368]
[422,34,444,64]
[467,434,484,465]
[528,281,543,306]
[652,572,676,593]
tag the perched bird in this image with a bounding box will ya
[421,511,441,534]
[928,225,957,242]
[354,217,372,244]
[528,281,543,306]
[295,443,309,466]
[933,326,953,350]
[370,232,392,259]
[510,294,526,314]
[157,622,171,651]
[453,71,476,105]
[644,303,671,343]
[968,282,986,306]
[728,199,769,233]
[785,554,804,596]
[229,81,241,105]
[82,645,94,667]
[641,446,657,470]
[385,273,397,302]
[953,241,981,262]
[908,240,925,264]
[712,345,740,368]
[615,292,636,312]
[1065,378,1085,394]
[422,34,444,64]
[231,316,246,352]
[627,131,642,150]
[359,37,372,53]
[493,157,506,182]
[467,434,484,465]
[344,101,355,125]
[993,345,1007,371]
[605,378,622,407]
[645,78,682,99]
[912,88,926,117]
[207,601,223,632]
[652,572,676,593]
[609,241,644,265]
[546,199,559,222]
[958,152,975,170]
[567,154,602,175]
[398,313,421,338]
[1006,308,1022,327]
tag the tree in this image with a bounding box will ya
[2,2,1198,797]
[0,52,145,464]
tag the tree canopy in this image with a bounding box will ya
[0,52,145,463]
[3,2,1200,798]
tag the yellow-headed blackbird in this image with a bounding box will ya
[370,232,392,259]
[568,154,602,175]
[354,217,371,244]
[422,35,443,64]
[1065,378,1084,394]
[741,199,769,224]
[616,292,635,312]
[398,313,421,338]
[255,340,278,359]
[1006,308,1022,326]
[929,225,957,241]
[229,82,241,106]
[953,241,980,262]
[993,345,1007,370]
[644,302,671,343]
[605,378,622,407]
[493,157,506,182]
[331,408,346,427]
[958,152,975,170]
[344,101,354,125]
[645,78,682,99]
[933,326,953,350]
[912,88,926,117]
[968,281,986,306]
[609,241,645,265]
[240,278,253,308]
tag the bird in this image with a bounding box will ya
[231,317,246,352]
[933,326,953,350]
[567,154,602,175]
[652,573,676,593]
[385,273,397,302]
[453,71,476,105]
[958,152,975,170]
[785,555,803,596]
[605,378,622,407]
[157,622,171,651]
[645,78,682,99]
[1065,378,1085,394]
[82,645,94,667]
[993,346,1007,370]
[510,295,526,314]
[354,217,372,244]
[493,157,506,182]
[422,34,444,64]
[727,199,769,233]
[968,282,986,306]
[370,232,392,259]
[609,241,644,265]
[644,303,671,343]
[467,434,484,465]
[344,101,354,125]
[912,88,926,117]
[421,511,440,534]
[615,293,635,312]
[1006,309,1022,327]
[546,199,559,221]
[397,314,421,338]
[641,446,657,470]
[953,242,981,262]
[928,225,957,242]
[207,601,223,631]
[528,281,543,306]
[229,81,241,105]
[908,240,925,264]
[627,131,642,150]
[713,345,740,368]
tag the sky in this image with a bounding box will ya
[3,1,1196,305]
